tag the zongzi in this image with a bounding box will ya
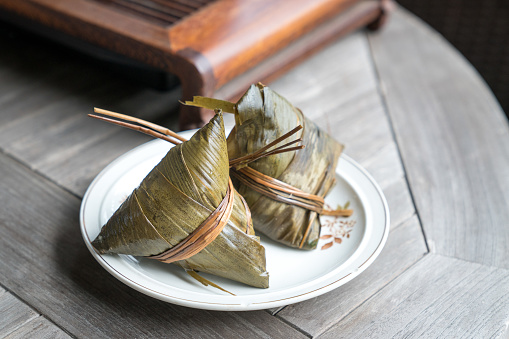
[185,83,350,250]
[92,112,269,288]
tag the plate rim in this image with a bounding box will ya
[80,135,390,311]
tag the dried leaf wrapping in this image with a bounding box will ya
[227,84,343,249]
[92,113,269,288]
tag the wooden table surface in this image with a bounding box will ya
[1,7,509,338]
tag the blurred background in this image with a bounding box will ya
[399,0,509,118]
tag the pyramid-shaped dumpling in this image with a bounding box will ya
[92,113,268,288]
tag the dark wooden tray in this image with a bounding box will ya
[0,0,390,128]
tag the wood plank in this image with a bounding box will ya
[382,178,415,230]
[297,87,405,190]
[0,25,181,197]
[368,8,509,268]
[0,289,68,339]
[0,153,307,338]
[266,33,417,324]
[46,129,152,196]
[319,254,509,339]
[269,32,378,117]
[4,316,70,339]
[270,32,405,190]
[277,215,427,337]
[0,290,38,337]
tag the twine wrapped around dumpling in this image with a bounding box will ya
[92,113,269,289]
[185,84,351,250]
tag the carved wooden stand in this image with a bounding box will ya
[0,0,390,129]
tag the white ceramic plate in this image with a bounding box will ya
[80,129,390,311]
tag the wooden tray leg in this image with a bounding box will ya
[174,48,217,131]
[367,0,394,30]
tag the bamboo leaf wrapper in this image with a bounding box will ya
[227,84,344,249]
[92,113,269,288]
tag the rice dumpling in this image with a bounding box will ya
[185,84,348,250]
[92,112,269,289]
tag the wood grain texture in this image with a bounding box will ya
[215,1,386,102]
[90,0,215,26]
[0,154,307,338]
[269,32,377,117]
[0,290,39,337]
[259,32,419,318]
[0,28,180,197]
[319,254,509,339]
[383,178,415,230]
[3,317,70,339]
[277,216,427,337]
[368,8,509,268]
[270,32,405,191]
